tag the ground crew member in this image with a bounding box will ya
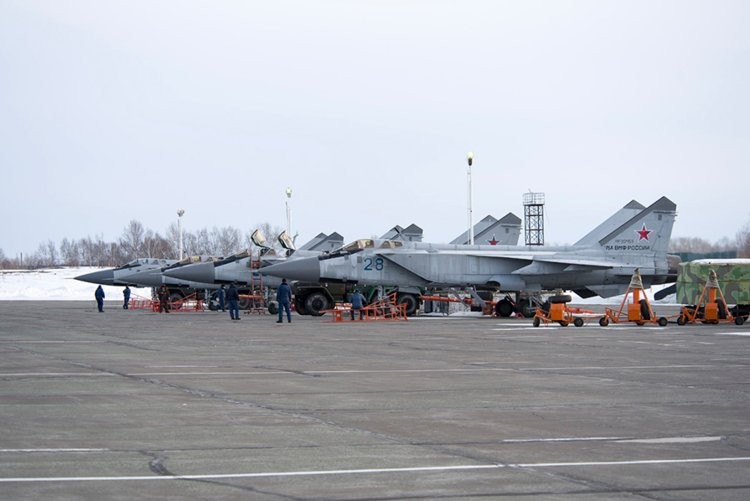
[95,285,105,312]
[276,278,292,323]
[350,289,366,320]
[216,284,226,312]
[157,284,170,313]
[123,286,131,309]
[226,283,240,320]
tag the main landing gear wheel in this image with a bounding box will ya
[396,294,418,316]
[305,292,331,316]
[494,298,515,318]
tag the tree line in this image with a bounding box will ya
[1,220,749,270]
[0,220,284,269]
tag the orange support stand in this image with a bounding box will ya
[600,269,668,327]
[322,292,408,322]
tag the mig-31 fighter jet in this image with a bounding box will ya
[260,197,679,316]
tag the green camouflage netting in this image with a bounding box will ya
[676,260,750,304]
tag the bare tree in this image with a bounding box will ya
[738,222,750,258]
[120,220,145,261]
[188,228,212,256]
[212,226,242,256]
[143,230,173,259]
[59,238,80,266]
[166,222,179,258]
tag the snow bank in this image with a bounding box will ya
[0,267,151,301]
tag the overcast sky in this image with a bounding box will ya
[1,0,748,258]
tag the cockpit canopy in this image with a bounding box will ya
[323,239,404,259]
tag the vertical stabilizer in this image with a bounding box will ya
[598,196,677,263]
[575,200,645,246]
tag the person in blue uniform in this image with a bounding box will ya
[95,285,105,312]
[123,286,131,309]
[226,283,240,320]
[216,284,226,312]
[276,278,292,323]
[350,289,366,320]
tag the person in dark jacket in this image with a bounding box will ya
[157,284,170,313]
[276,278,292,323]
[95,285,105,312]
[216,284,226,312]
[350,289,366,320]
[226,283,240,320]
[123,286,131,310]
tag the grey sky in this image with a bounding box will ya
[1,0,748,258]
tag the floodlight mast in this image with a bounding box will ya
[285,187,293,237]
[467,152,474,245]
[177,209,185,260]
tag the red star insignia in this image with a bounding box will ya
[636,224,651,241]
[488,236,498,245]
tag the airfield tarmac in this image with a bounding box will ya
[0,301,748,500]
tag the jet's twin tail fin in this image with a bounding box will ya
[597,196,677,258]
[574,200,645,246]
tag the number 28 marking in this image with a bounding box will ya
[363,257,384,271]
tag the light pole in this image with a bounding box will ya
[285,187,293,237]
[467,152,474,245]
[177,209,185,260]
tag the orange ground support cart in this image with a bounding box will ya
[532,294,596,327]
[599,269,668,327]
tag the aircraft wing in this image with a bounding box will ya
[377,248,614,271]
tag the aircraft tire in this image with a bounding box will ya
[717,299,728,319]
[238,296,251,310]
[639,299,651,320]
[574,317,584,327]
[267,301,278,315]
[168,292,184,309]
[658,317,668,327]
[305,292,330,316]
[295,297,308,315]
[548,294,572,304]
[397,294,419,316]
[495,298,515,317]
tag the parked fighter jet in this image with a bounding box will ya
[117,257,221,290]
[75,256,222,304]
[163,231,342,286]
[75,258,178,287]
[261,197,678,316]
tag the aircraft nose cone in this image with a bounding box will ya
[262,256,321,283]
[75,269,115,286]
[164,262,215,283]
